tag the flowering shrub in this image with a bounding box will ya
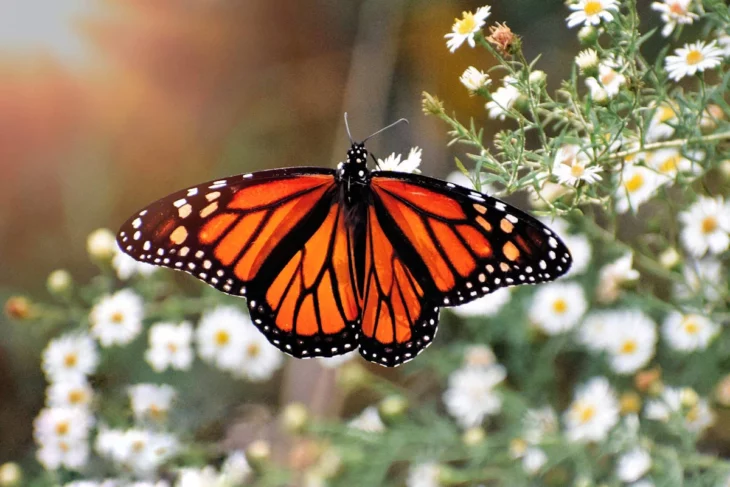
[4,1,730,486]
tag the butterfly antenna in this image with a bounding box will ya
[344,113,355,145]
[362,118,409,144]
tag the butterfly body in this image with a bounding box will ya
[118,141,572,366]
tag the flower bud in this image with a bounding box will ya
[487,22,516,56]
[634,367,661,393]
[460,67,492,95]
[620,392,642,415]
[577,26,597,45]
[680,387,699,409]
[422,91,445,116]
[715,374,730,407]
[379,395,408,422]
[4,296,32,320]
[281,402,309,434]
[464,345,496,367]
[720,160,730,179]
[462,426,486,446]
[509,438,528,458]
[0,463,22,487]
[659,248,681,270]
[47,269,73,296]
[246,440,271,469]
[87,228,117,261]
[337,362,369,391]
[575,48,599,77]
[529,70,547,88]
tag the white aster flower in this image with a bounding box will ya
[585,77,608,103]
[463,345,497,368]
[145,321,194,372]
[662,311,720,352]
[615,164,662,214]
[37,438,89,471]
[87,228,117,261]
[522,448,548,475]
[575,48,599,74]
[112,244,157,280]
[443,365,506,428]
[220,450,252,485]
[651,0,699,37]
[586,63,626,99]
[407,462,441,487]
[486,77,520,120]
[128,384,176,422]
[523,406,558,444]
[376,147,422,173]
[445,6,491,52]
[617,447,652,483]
[529,282,587,335]
[63,482,104,487]
[106,429,179,475]
[232,318,285,382]
[564,377,620,443]
[679,196,730,257]
[451,288,511,317]
[553,144,603,186]
[317,350,358,369]
[596,253,640,304]
[645,148,695,182]
[197,306,251,373]
[47,377,94,410]
[665,40,723,81]
[348,406,386,433]
[90,289,144,347]
[176,466,220,487]
[675,259,723,302]
[460,66,491,94]
[645,387,714,433]
[578,311,615,352]
[604,310,657,375]
[566,0,619,28]
[646,102,679,142]
[34,407,94,444]
[42,333,99,383]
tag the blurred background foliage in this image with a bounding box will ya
[0,0,673,471]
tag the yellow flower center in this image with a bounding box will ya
[247,343,261,358]
[63,353,78,368]
[167,342,178,354]
[620,339,637,355]
[576,403,596,424]
[571,163,586,178]
[132,440,146,453]
[682,319,700,335]
[110,311,124,324]
[55,421,70,436]
[701,217,717,234]
[59,441,70,453]
[455,12,478,35]
[584,1,603,16]
[685,405,699,422]
[669,2,686,15]
[600,70,616,86]
[68,389,86,405]
[659,155,680,173]
[624,173,644,193]
[215,330,230,346]
[685,49,704,65]
[658,105,676,123]
[149,404,166,420]
[552,298,568,314]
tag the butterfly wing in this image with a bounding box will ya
[117,168,361,357]
[358,171,573,366]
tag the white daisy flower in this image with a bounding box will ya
[376,147,422,173]
[578,311,615,352]
[585,77,608,103]
[112,244,157,280]
[103,429,179,475]
[197,306,250,373]
[460,66,492,94]
[317,350,358,369]
[42,333,99,383]
[645,148,695,182]
[176,466,220,487]
[596,252,640,304]
[87,228,117,261]
[90,289,144,347]
[47,377,94,410]
[443,364,506,428]
[348,406,386,433]
[615,164,663,214]
[145,321,194,372]
[604,310,657,375]
[586,64,626,99]
[651,0,699,37]
[37,438,89,471]
[486,76,520,120]
[523,406,558,444]
[231,319,284,382]
[220,451,252,485]
[616,447,652,483]
[675,259,723,302]
[646,102,679,142]
[444,6,491,52]
[451,288,511,317]
[575,48,599,74]
[529,282,587,335]
[34,407,94,445]
[662,311,720,352]
[564,377,620,443]
[128,384,176,422]
[522,447,548,475]
[407,462,441,487]
[552,144,603,186]
[679,196,730,257]
[566,0,619,28]
[665,40,723,81]
[463,345,497,367]
[645,387,714,433]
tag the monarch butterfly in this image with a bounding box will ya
[117,116,572,367]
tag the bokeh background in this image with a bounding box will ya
[0,0,667,468]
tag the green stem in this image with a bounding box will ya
[606,130,730,161]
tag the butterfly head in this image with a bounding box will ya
[346,143,368,166]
